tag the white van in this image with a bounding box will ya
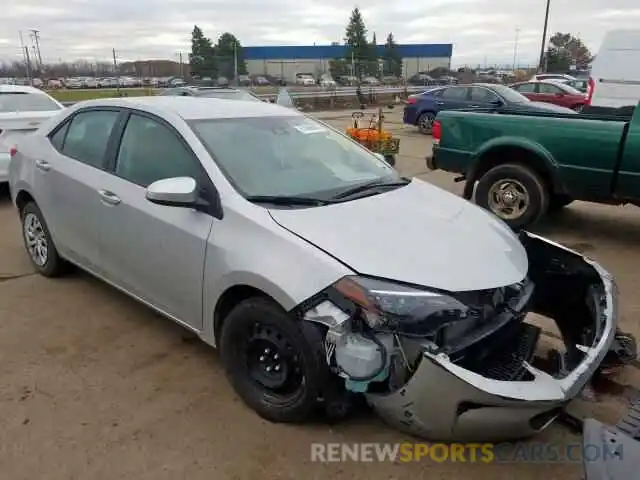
[588,29,640,108]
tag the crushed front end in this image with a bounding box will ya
[298,231,629,441]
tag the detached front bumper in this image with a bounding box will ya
[366,232,619,442]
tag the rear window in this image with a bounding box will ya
[0,92,62,112]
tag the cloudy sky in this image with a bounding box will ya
[2,0,640,67]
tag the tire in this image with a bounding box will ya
[548,193,573,212]
[384,155,396,166]
[572,104,584,113]
[475,163,549,231]
[417,112,435,134]
[20,202,68,277]
[219,297,330,423]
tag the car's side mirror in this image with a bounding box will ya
[146,177,198,207]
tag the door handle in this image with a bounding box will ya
[35,160,50,172]
[98,189,121,206]
[470,104,480,108]
[436,101,444,105]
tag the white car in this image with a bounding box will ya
[0,85,64,183]
[65,78,84,89]
[295,75,316,86]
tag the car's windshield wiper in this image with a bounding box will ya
[245,195,331,206]
[331,177,411,200]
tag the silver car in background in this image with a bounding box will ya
[8,96,620,441]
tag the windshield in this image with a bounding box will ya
[490,84,531,103]
[0,92,62,112]
[196,90,261,102]
[189,115,397,198]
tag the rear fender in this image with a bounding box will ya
[462,137,563,200]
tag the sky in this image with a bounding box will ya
[2,0,640,67]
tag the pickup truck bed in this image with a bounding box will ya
[428,105,640,229]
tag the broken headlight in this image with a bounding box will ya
[333,276,472,337]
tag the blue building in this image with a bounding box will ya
[242,44,453,80]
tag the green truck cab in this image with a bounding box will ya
[427,104,640,229]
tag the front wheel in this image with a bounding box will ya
[219,297,329,423]
[417,112,435,134]
[475,163,549,231]
[572,104,584,113]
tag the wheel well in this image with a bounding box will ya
[474,146,555,193]
[15,190,35,213]
[213,285,276,344]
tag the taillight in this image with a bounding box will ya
[586,77,595,105]
[406,97,417,105]
[432,120,442,143]
[9,146,17,157]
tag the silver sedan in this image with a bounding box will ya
[7,96,621,441]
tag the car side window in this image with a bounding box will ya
[441,87,467,99]
[115,113,201,188]
[539,83,561,94]
[49,121,70,152]
[470,87,499,102]
[61,110,120,168]
[514,83,535,93]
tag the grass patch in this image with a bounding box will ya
[48,88,158,103]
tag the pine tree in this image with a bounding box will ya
[344,7,375,77]
[215,33,248,79]
[189,25,216,78]
[382,32,402,77]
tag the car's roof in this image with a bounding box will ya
[0,84,49,94]
[71,96,299,120]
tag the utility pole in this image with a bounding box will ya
[112,48,121,95]
[178,51,184,77]
[19,31,32,83]
[233,42,238,85]
[512,27,520,72]
[30,29,43,70]
[538,0,551,72]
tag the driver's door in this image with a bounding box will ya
[98,111,213,329]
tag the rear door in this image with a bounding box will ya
[537,82,566,106]
[34,108,125,271]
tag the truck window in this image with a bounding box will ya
[442,87,468,99]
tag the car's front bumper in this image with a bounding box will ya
[366,232,618,442]
[0,152,9,183]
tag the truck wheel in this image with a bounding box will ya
[475,163,549,230]
[219,297,329,423]
[417,112,435,134]
[548,194,573,212]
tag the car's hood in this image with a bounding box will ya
[268,179,529,292]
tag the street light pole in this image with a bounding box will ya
[512,27,520,72]
[538,0,551,72]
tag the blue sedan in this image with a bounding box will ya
[403,83,576,134]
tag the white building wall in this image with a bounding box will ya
[247,56,451,81]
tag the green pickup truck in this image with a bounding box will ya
[427,104,640,229]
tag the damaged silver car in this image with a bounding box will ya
[8,97,635,442]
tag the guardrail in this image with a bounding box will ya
[60,85,429,106]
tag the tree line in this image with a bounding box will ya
[189,26,248,79]
[329,7,402,79]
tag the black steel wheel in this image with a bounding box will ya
[219,297,328,423]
